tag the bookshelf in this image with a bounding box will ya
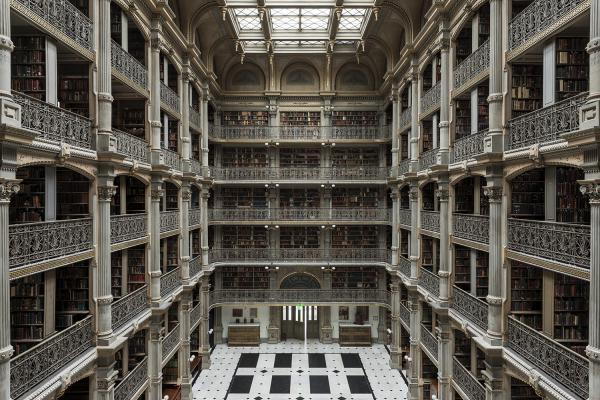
[332,267,378,289]
[111,177,121,215]
[455,97,471,140]
[58,63,89,117]
[422,64,433,92]
[222,267,269,289]
[163,356,179,384]
[280,227,320,248]
[57,168,89,219]
[128,330,146,370]
[421,237,437,272]
[280,188,320,208]
[192,133,200,160]
[162,237,179,273]
[165,183,178,211]
[168,304,179,330]
[111,251,124,299]
[332,187,378,208]
[222,226,267,248]
[110,3,122,43]
[400,229,409,258]
[511,378,541,400]
[554,273,589,356]
[479,178,489,216]
[512,64,543,118]
[165,117,178,152]
[510,168,544,218]
[454,330,471,366]
[400,133,409,160]
[222,147,268,168]
[191,230,201,257]
[454,178,474,213]
[332,111,378,126]
[456,26,472,64]
[477,84,489,131]
[510,261,543,330]
[10,274,45,355]
[59,378,90,400]
[556,37,589,101]
[454,245,471,291]
[280,148,320,167]
[422,119,434,152]
[422,183,436,211]
[400,187,410,209]
[127,245,146,292]
[126,177,146,214]
[331,148,379,168]
[556,167,589,224]
[127,22,146,65]
[10,166,45,223]
[12,35,46,100]
[477,4,490,43]
[475,347,485,383]
[475,251,489,299]
[56,261,90,330]
[113,100,146,140]
[280,111,320,126]
[222,111,268,126]
[332,226,378,248]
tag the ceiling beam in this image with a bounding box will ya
[329,0,344,46]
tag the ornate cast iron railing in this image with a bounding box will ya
[507,316,588,399]
[399,107,412,131]
[189,208,201,226]
[13,0,94,51]
[14,91,93,149]
[453,214,489,244]
[208,208,389,222]
[420,324,438,361]
[9,218,93,268]
[190,159,204,176]
[399,255,411,278]
[280,125,323,140]
[189,255,202,278]
[162,324,180,362]
[160,267,181,297]
[507,218,590,268]
[190,302,202,331]
[452,130,487,163]
[419,148,438,171]
[508,0,587,52]
[399,302,410,327]
[507,93,587,150]
[454,39,490,91]
[208,248,390,264]
[210,167,389,181]
[330,125,390,140]
[112,285,148,331]
[398,159,410,176]
[160,82,180,114]
[160,210,180,233]
[421,82,441,115]
[421,210,440,233]
[113,129,149,163]
[163,149,181,171]
[10,316,94,399]
[110,214,148,244]
[399,208,411,227]
[451,285,488,331]
[111,40,147,90]
[453,357,485,400]
[420,268,440,298]
[208,125,390,141]
[209,289,391,305]
[210,125,271,140]
[114,357,148,400]
[189,106,202,131]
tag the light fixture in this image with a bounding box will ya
[387,328,392,334]
[404,355,412,362]
[189,355,196,362]
[208,328,214,335]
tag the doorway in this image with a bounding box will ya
[281,305,319,340]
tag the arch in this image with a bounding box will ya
[449,172,486,187]
[450,0,489,41]
[111,0,151,42]
[114,171,151,187]
[224,62,266,91]
[280,273,321,289]
[16,161,96,182]
[280,62,320,92]
[335,63,375,91]
[505,161,583,182]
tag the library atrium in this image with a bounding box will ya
[0,0,599,399]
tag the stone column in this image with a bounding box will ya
[97,176,116,342]
[321,269,333,343]
[0,0,21,129]
[409,184,419,281]
[438,38,450,163]
[181,69,191,167]
[148,316,163,400]
[201,187,210,267]
[0,180,20,399]
[389,277,401,368]
[390,187,400,266]
[96,0,113,153]
[391,86,399,167]
[407,293,422,400]
[199,276,211,368]
[484,0,504,153]
[150,180,164,304]
[179,290,192,400]
[436,182,450,303]
[181,184,191,282]
[436,316,452,400]
[268,268,280,343]
[150,21,163,161]
[409,69,419,167]
[201,87,210,170]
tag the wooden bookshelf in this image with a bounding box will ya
[59,378,90,400]
[192,133,200,160]
[56,261,90,330]
[222,226,267,248]
[475,347,485,383]
[477,84,489,131]
[165,183,178,211]
[476,251,489,299]
[554,273,589,356]
[510,168,544,218]
[422,183,436,211]
[510,261,543,330]
[163,356,179,384]
[221,187,267,208]
[128,245,146,292]
[280,227,320,248]
[191,229,201,257]
[12,35,46,100]
[332,148,379,168]
[400,229,409,258]
[110,3,122,43]
[556,37,589,101]
[126,177,146,214]
[128,330,147,370]
[478,3,490,43]
[453,329,471,366]
[280,148,320,167]
[57,168,89,219]
[400,133,409,160]
[111,251,124,299]
[58,63,89,117]
[163,116,178,151]
[161,237,178,273]
[479,178,489,216]
[422,119,434,152]
[168,303,179,330]
[332,226,378,248]
[511,378,541,400]
[222,111,268,126]
[454,245,471,291]
[332,267,377,289]
[512,64,543,118]
[421,237,437,272]
[222,267,269,289]
[454,178,474,213]
[222,147,268,168]
[332,187,379,208]
[455,97,471,140]
[556,167,589,224]
[10,166,45,223]
[113,100,145,140]
[422,64,433,92]
[127,22,146,65]
[280,188,320,208]
[455,26,472,64]
[332,111,378,126]
[280,111,320,126]
[10,274,45,355]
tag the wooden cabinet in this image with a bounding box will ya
[339,324,371,346]
[228,324,260,346]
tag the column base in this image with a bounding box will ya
[268,326,280,343]
[201,349,211,369]
[389,348,401,369]
[180,381,192,400]
[321,325,333,344]
[214,326,223,345]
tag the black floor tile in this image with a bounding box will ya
[341,353,363,368]
[238,353,259,368]
[269,375,291,393]
[274,353,293,368]
[229,375,254,393]
[347,375,372,394]
[309,375,330,394]
[308,353,327,368]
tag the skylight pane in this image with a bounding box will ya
[234,8,262,30]
[339,8,367,31]
[302,8,330,16]
[302,16,329,30]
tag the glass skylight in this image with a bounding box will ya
[338,8,367,31]
[234,8,262,30]
[270,8,331,31]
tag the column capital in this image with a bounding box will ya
[97,185,117,202]
[0,179,20,203]
[408,186,419,200]
[151,186,165,201]
[483,186,503,202]
[435,188,449,201]
[579,180,600,204]
[181,187,192,201]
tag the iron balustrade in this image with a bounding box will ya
[207,208,389,223]
[210,167,389,181]
[454,39,490,92]
[208,125,391,141]
[208,248,390,263]
[162,324,180,362]
[420,268,440,298]
[114,358,148,400]
[111,285,149,331]
[330,125,391,140]
[113,129,149,163]
[398,159,411,176]
[160,82,180,114]
[399,302,410,327]
[453,214,489,244]
[507,316,588,399]
[421,82,441,115]
[421,210,440,233]
[508,0,587,52]
[189,208,202,227]
[452,130,487,163]
[160,210,180,233]
[163,149,182,171]
[209,289,391,306]
[453,357,485,400]
[110,214,148,244]
[10,316,94,399]
[420,324,438,361]
[190,159,204,176]
[190,302,202,331]
[111,40,147,90]
[399,107,412,131]
[507,218,590,268]
[189,255,202,278]
[190,107,202,131]
[210,125,271,140]
[451,285,488,332]
[507,93,587,150]
[419,149,438,171]
[280,125,323,140]
[399,208,411,227]
[160,267,182,297]
[14,91,93,149]
[13,0,94,51]
[9,218,93,268]
[399,255,411,278]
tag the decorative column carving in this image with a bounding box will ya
[409,184,419,281]
[407,295,422,400]
[436,184,450,303]
[150,20,163,162]
[0,0,21,128]
[181,184,191,283]
[436,317,452,400]
[96,0,113,153]
[0,180,19,400]
[389,276,401,368]
[181,68,191,169]
[579,0,600,130]
[150,180,164,304]
[97,181,117,341]
[148,316,163,400]
[200,187,210,267]
[409,69,419,168]
[199,276,211,368]
[391,86,400,167]
[179,291,192,400]
[438,37,450,163]
[483,0,504,153]
[483,180,503,343]
[201,86,210,170]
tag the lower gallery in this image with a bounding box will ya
[1,0,599,399]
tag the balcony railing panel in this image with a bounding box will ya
[10,316,94,399]
[398,159,410,176]
[190,302,202,331]
[13,0,94,51]
[189,255,202,278]
[454,40,490,91]
[112,285,148,331]
[421,210,440,233]
[14,91,93,149]
[421,324,438,361]
[163,149,181,171]
[208,126,391,141]
[453,214,489,244]
[111,214,147,244]
[208,208,270,221]
[421,82,441,115]
[189,107,202,131]
[210,167,388,181]
[399,302,410,327]
[399,208,411,227]
[508,0,587,52]
[330,248,389,262]
[208,248,389,263]
[507,93,587,150]
[114,358,148,400]
[189,208,201,226]
[330,125,389,140]
[453,357,485,400]
[160,82,180,114]
[209,208,389,222]
[209,289,390,305]
[160,210,180,233]
[452,130,487,163]
[162,324,180,362]
[399,107,412,131]
[420,268,440,298]
[9,218,93,268]
[160,267,181,297]
[280,125,323,140]
[113,129,149,163]
[451,286,488,331]
[399,255,411,278]
[507,218,590,268]
[507,316,588,399]
[111,40,147,90]
[210,125,271,140]
[419,149,438,171]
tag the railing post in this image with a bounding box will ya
[409,184,419,281]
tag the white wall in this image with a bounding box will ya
[221,305,270,339]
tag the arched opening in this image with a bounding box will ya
[280,273,320,341]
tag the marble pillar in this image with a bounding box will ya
[389,277,401,368]
[200,276,211,368]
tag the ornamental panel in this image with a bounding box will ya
[111,40,147,90]
[163,149,182,171]
[420,82,441,115]
[399,255,411,278]
[399,208,411,227]
[452,130,487,163]
[451,285,488,331]
[162,324,181,362]
[399,302,410,327]
[114,358,148,400]
[160,210,180,233]
[160,267,182,297]
[419,149,438,171]
[453,357,485,400]
[113,129,149,163]
[111,285,149,331]
[453,214,489,244]
[419,267,440,298]
[190,107,202,132]
[189,255,202,278]
[399,107,412,131]
[421,210,440,233]
[454,40,490,92]
[421,324,438,361]
[189,208,202,226]
[160,82,181,114]
[110,214,148,244]
[190,302,202,331]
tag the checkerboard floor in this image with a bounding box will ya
[192,340,408,400]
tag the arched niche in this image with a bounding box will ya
[280,273,321,289]
[225,63,266,91]
[335,63,374,91]
[280,62,320,92]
